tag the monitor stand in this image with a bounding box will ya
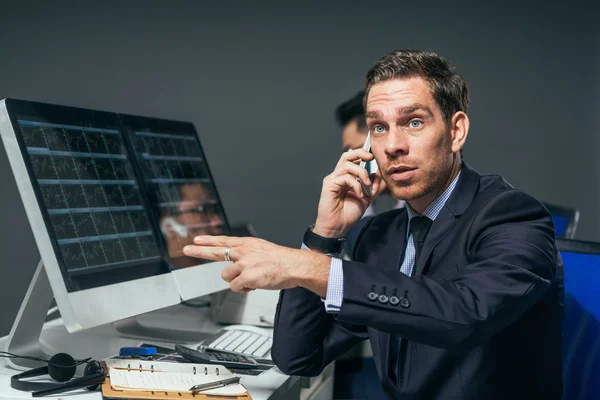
[4,260,54,370]
[5,260,218,370]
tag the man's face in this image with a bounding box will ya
[365,77,457,204]
[341,118,368,151]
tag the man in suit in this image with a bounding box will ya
[183,49,563,399]
[335,91,405,260]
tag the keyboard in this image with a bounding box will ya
[199,326,273,359]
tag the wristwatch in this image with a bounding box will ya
[303,224,345,254]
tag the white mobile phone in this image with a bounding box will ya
[357,131,377,197]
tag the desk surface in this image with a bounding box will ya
[0,304,302,400]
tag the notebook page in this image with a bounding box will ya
[110,368,232,392]
[106,359,229,375]
[109,368,247,396]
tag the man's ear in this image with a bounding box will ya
[450,111,469,154]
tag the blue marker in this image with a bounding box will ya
[119,347,157,357]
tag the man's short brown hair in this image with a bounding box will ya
[364,50,469,123]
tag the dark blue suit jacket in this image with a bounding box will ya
[272,163,563,399]
[343,214,372,258]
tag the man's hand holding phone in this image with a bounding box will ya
[313,132,382,239]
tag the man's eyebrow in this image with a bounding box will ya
[365,110,382,119]
[366,103,434,119]
[396,103,433,116]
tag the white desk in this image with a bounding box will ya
[0,303,330,400]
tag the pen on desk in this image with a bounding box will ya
[189,376,240,393]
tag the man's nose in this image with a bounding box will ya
[385,128,409,156]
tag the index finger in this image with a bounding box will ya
[183,245,229,261]
[193,235,248,247]
[339,148,374,165]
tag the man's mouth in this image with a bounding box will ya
[387,165,417,181]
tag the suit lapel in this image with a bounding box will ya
[377,211,409,271]
[413,162,481,277]
[413,207,456,276]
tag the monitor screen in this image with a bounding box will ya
[557,239,600,399]
[9,101,168,292]
[119,115,230,269]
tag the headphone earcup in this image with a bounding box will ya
[47,353,77,382]
[83,360,105,391]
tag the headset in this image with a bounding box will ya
[5,351,106,397]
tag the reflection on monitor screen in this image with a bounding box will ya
[120,116,230,269]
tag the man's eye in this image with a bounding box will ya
[409,120,422,128]
[373,125,385,133]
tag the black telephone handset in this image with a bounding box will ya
[357,131,377,197]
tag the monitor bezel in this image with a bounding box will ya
[0,99,181,332]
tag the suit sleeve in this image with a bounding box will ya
[336,189,559,350]
[271,219,375,376]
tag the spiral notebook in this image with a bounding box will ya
[102,359,250,399]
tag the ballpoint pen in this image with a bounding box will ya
[189,376,241,393]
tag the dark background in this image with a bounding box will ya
[0,0,597,336]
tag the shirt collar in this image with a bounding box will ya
[406,171,462,223]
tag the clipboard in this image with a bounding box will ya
[100,361,252,400]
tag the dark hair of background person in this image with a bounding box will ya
[335,90,367,131]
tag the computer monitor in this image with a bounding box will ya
[543,201,579,238]
[556,238,600,399]
[0,99,232,364]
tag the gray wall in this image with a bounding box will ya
[0,1,597,336]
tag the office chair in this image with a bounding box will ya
[557,238,600,400]
[543,201,579,238]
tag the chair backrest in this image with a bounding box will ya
[544,202,580,238]
[557,238,600,400]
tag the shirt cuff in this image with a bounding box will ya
[301,243,343,313]
[324,257,343,313]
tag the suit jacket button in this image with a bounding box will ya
[368,292,378,301]
[399,297,410,308]
[378,295,389,304]
[389,296,400,306]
